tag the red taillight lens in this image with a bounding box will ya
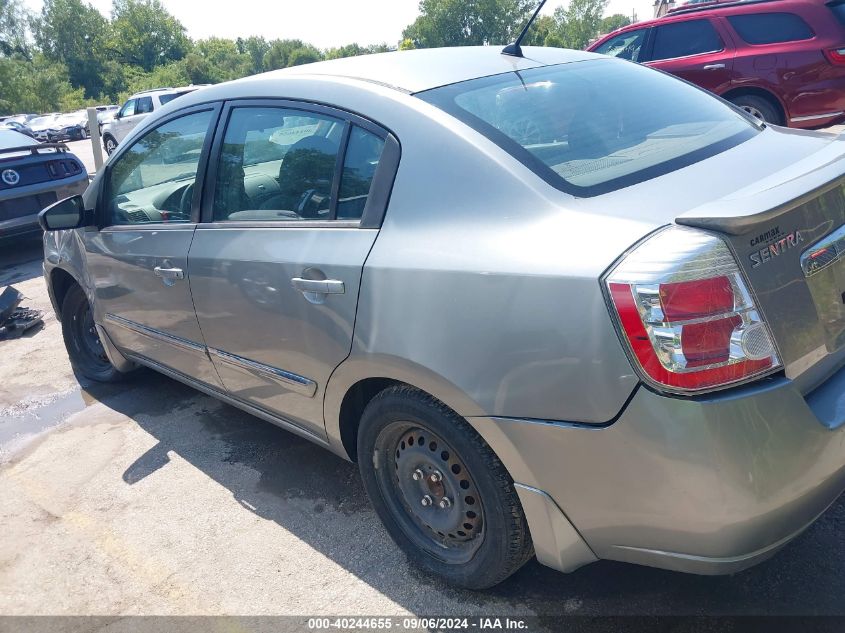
[824,48,845,65]
[605,227,780,394]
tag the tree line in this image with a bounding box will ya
[0,0,630,116]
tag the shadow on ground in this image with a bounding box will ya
[69,370,845,618]
[0,235,44,286]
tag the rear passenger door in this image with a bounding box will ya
[188,101,399,439]
[645,18,734,94]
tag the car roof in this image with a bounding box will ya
[0,128,38,149]
[248,46,601,94]
[602,0,821,31]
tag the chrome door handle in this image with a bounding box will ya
[153,266,184,280]
[703,64,726,70]
[291,277,345,295]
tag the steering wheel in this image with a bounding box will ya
[178,183,194,218]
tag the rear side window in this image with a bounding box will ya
[727,13,814,45]
[651,19,723,61]
[338,126,385,220]
[419,59,758,197]
[136,96,154,114]
[830,1,845,26]
[159,91,192,106]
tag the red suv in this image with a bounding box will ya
[588,0,845,128]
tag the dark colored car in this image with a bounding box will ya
[589,0,845,127]
[0,129,87,238]
[1,120,36,138]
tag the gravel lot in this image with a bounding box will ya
[2,128,845,622]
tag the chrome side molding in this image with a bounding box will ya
[208,347,317,397]
[104,313,206,353]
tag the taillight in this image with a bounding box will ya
[604,226,780,394]
[46,159,82,179]
[824,48,845,65]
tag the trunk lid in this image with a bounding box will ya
[677,137,845,393]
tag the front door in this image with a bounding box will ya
[188,102,396,438]
[86,104,223,388]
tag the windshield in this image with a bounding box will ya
[419,59,758,196]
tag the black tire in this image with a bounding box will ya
[729,94,783,125]
[103,135,117,155]
[357,386,534,589]
[61,284,124,382]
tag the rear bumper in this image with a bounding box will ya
[0,176,88,238]
[470,367,845,575]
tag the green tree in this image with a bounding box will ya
[183,37,250,83]
[110,0,189,71]
[33,0,110,97]
[237,35,269,74]
[557,0,609,50]
[263,39,322,70]
[0,54,76,114]
[0,0,30,57]
[600,13,632,34]
[402,0,534,48]
[287,45,321,67]
[399,38,416,51]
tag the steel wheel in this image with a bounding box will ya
[377,423,484,564]
[358,386,534,588]
[61,285,124,383]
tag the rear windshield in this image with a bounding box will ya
[418,59,758,197]
[0,129,37,149]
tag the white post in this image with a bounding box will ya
[87,106,104,173]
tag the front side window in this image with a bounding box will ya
[105,109,213,225]
[213,106,347,221]
[119,99,136,118]
[419,59,758,196]
[727,13,814,45]
[593,29,648,62]
[651,19,723,61]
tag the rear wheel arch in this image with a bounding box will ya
[722,87,786,125]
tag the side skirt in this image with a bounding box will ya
[123,351,330,447]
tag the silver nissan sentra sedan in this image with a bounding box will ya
[39,46,845,589]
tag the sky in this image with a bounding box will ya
[22,0,657,49]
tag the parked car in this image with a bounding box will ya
[589,0,845,127]
[39,47,845,589]
[101,86,207,155]
[1,120,36,138]
[96,105,119,133]
[45,110,90,142]
[28,114,61,142]
[0,128,87,239]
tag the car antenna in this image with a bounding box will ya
[502,0,547,58]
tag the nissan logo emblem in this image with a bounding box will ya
[1,169,20,186]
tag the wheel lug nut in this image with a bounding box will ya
[439,497,452,509]
[412,469,424,481]
[430,471,442,483]
[421,495,433,507]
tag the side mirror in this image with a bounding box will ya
[38,195,91,231]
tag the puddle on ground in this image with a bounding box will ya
[0,388,94,446]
